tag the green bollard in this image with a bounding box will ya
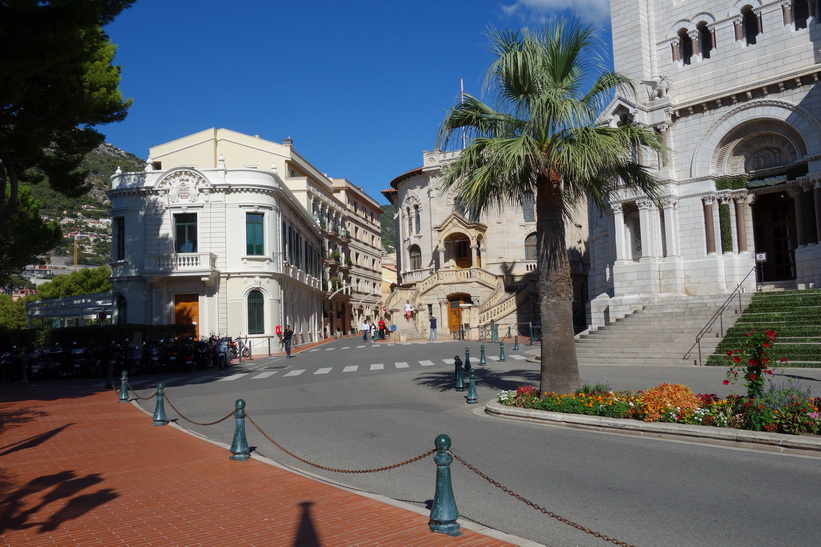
[118,371,129,403]
[499,342,506,362]
[464,347,470,370]
[479,345,486,366]
[229,399,250,461]
[465,369,477,404]
[453,355,461,382]
[513,335,519,351]
[454,356,465,392]
[152,383,169,425]
[429,434,461,536]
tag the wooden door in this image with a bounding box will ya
[174,294,199,337]
[447,300,463,332]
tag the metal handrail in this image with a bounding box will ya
[683,265,756,366]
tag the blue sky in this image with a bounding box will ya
[101,0,613,204]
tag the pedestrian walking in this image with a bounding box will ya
[371,323,377,341]
[282,325,294,358]
[361,319,369,341]
[404,300,413,321]
[429,316,437,341]
[378,317,386,340]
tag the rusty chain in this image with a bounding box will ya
[245,411,435,473]
[163,394,235,426]
[125,381,157,401]
[452,453,634,547]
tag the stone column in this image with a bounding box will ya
[782,0,793,25]
[689,30,701,57]
[612,202,627,261]
[637,199,656,258]
[734,194,749,252]
[438,242,445,269]
[788,184,806,247]
[814,178,821,243]
[670,38,680,62]
[703,196,717,254]
[662,198,680,257]
[470,242,478,268]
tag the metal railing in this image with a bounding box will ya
[683,265,755,366]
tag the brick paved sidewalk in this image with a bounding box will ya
[0,383,519,546]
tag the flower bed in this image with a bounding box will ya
[498,383,821,435]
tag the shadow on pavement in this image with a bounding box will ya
[414,368,540,392]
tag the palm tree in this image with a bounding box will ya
[436,19,666,395]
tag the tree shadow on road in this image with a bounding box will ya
[414,367,540,393]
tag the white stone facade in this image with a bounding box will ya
[108,129,383,350]
[382,150,589,338]
[589,0,821,327]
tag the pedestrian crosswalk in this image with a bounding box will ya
[124,352,531,390]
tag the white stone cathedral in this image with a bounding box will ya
[588,0,821,327]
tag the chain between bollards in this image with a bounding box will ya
[245,411,435,473]
[451,452,634,546]
[163,394,235,426]
[126,381,157,401]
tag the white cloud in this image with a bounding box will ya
[502,0,612,27]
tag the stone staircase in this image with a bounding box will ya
[575,296,752,366]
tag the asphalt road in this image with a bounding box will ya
[126,338,821,547]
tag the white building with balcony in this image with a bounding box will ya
[108,129,383,349]
[381,150,588,338]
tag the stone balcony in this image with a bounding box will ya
[143,252,219,286]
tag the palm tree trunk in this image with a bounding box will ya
[536,175,580,394]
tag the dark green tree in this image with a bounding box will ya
[0,293,29,330]
[0,0,134,239]
[0,186,62,280]
[437,21,666,394]
[35,266,112,301]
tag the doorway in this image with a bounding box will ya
[174,294,199,337]
[753,191,796,282]
[447,293,471,333]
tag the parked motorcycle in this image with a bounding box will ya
[180,338,195,372]
[143,341,162,373]
[215,337,231,369]
[164,338,179,372]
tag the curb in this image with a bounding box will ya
[484,401,821,458]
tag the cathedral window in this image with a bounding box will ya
[677,29,693,65]
[697,22,713,59]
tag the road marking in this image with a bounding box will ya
[315,367,332,374]
[488,356,500,361]
[419,360,435,367]
[356,345,366,348]
[308,349,320,352]
[252,371,278,379]
[370,363,384,370]
[509,354,526,360]
[441,359,452,364]
[341,346,350,349]
[325,348,334,351]
[217,373,250,381]
[395,362,409,368]
[284,369,305,377]
[343,365,358,372]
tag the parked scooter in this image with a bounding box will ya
[195,338,212,369]
[215,337,231,369]
[180,338,195,372]
[143,341,162,373]
[163,338,179,372]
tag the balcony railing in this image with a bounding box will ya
[144,252,218,277]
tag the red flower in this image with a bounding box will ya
[780,357,788,363]
[723,380,730,385]
[750,374,757,381]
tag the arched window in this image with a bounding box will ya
[406,208,412,234]
[414,205,421,234]
[248,290,264,335]
[677,29,693,65]
[522,192,535,222]
[409,245,422,270]
[742,6,760,45]
[697,22,713,59]
[524,233,537,261]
